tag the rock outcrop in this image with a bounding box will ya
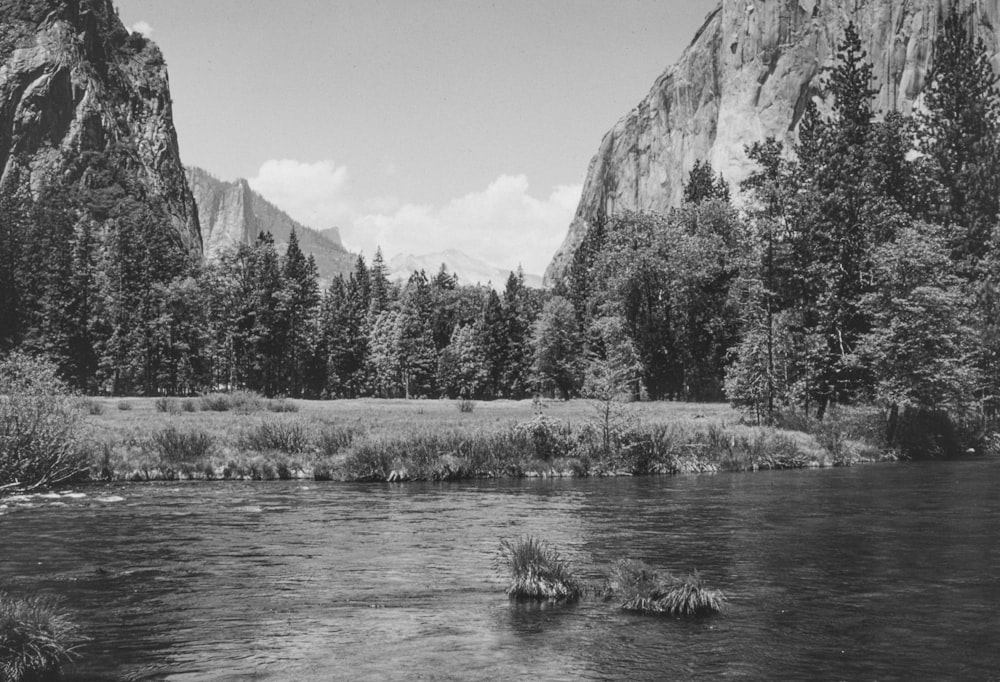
[545,0,1000,285]
[0,0,201,255]
[186,166,356,280]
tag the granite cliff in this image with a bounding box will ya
[545,0,1000,285]
[186,166,356,280]
[0,0,201,254]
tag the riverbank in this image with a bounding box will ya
[74,397,893,484]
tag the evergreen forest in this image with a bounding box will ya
[2,14,999,435]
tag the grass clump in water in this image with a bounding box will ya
[495,536,582,602]
[603,559,725,617]
[0,590,85,681]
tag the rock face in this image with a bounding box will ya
[545,0,1000,285]
[186,166,356,280]
[0,0,201,254]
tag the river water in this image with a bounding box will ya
[1,460,998,680]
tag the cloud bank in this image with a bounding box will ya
[129,21,153,37]
[248,159,580,275]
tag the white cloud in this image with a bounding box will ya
[247,159,580,276]
[350,175,581,275]
[248,159,354,231]
[130,21,153,37]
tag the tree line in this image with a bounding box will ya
[1,9,998,427]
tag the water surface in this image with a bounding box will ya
[2,460,998,680]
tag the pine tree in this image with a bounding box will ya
[682,160,730,205]
[918,1,1000,265]
[0,194,25,353]
[786,22,888,417]
[501,268,535,398]
[368,247,391,316]
[530,296,581,398]
[280,229,320,396]
[480,289,506,398]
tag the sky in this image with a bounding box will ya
[115,0,717,274]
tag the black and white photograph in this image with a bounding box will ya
[1,0,999,679]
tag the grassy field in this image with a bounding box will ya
[75,396,889,483]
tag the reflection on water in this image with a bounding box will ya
[1,460,999,680]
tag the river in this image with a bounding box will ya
[1,459,998,680]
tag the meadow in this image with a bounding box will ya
[77,395,889,483]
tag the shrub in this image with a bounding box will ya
[199,391,263,414]
[81,399,104,416]
[603,559,725,617]
[0,353,89,493]
[180,399,197,413]
[495,536,582,602]
[316,425,355,456]
[512,415,573,461]
[199,393,232,412]
[240,419,311,454]
[117,400,132,411]
[266,398,298,413]
[340,441,393,481]
[229,391,264,415]
[0,590,85,680]
[154,397,179,414]
[456,399,475,413]
[150,427,214,465]
[893,406,962,459]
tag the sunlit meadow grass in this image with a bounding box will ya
[76,397,883,483]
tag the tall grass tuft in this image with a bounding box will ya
[456,399,475,413]
[316,425,355,456]
[151,427,214,465]
[495,536,582,602]
[0,590,85,681]
[240,419,311,454]
[603,559,725,617]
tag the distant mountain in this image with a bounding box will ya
[186,167,356,280]
[388,250,542,290]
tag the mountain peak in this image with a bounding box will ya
[186,166,355,280]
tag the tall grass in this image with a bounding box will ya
[0,590,85,681]
[495,536,582,602]
[239,419,311,454]
[603,559,725,617]
[77,397,898,483]
[151,427,214,465]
